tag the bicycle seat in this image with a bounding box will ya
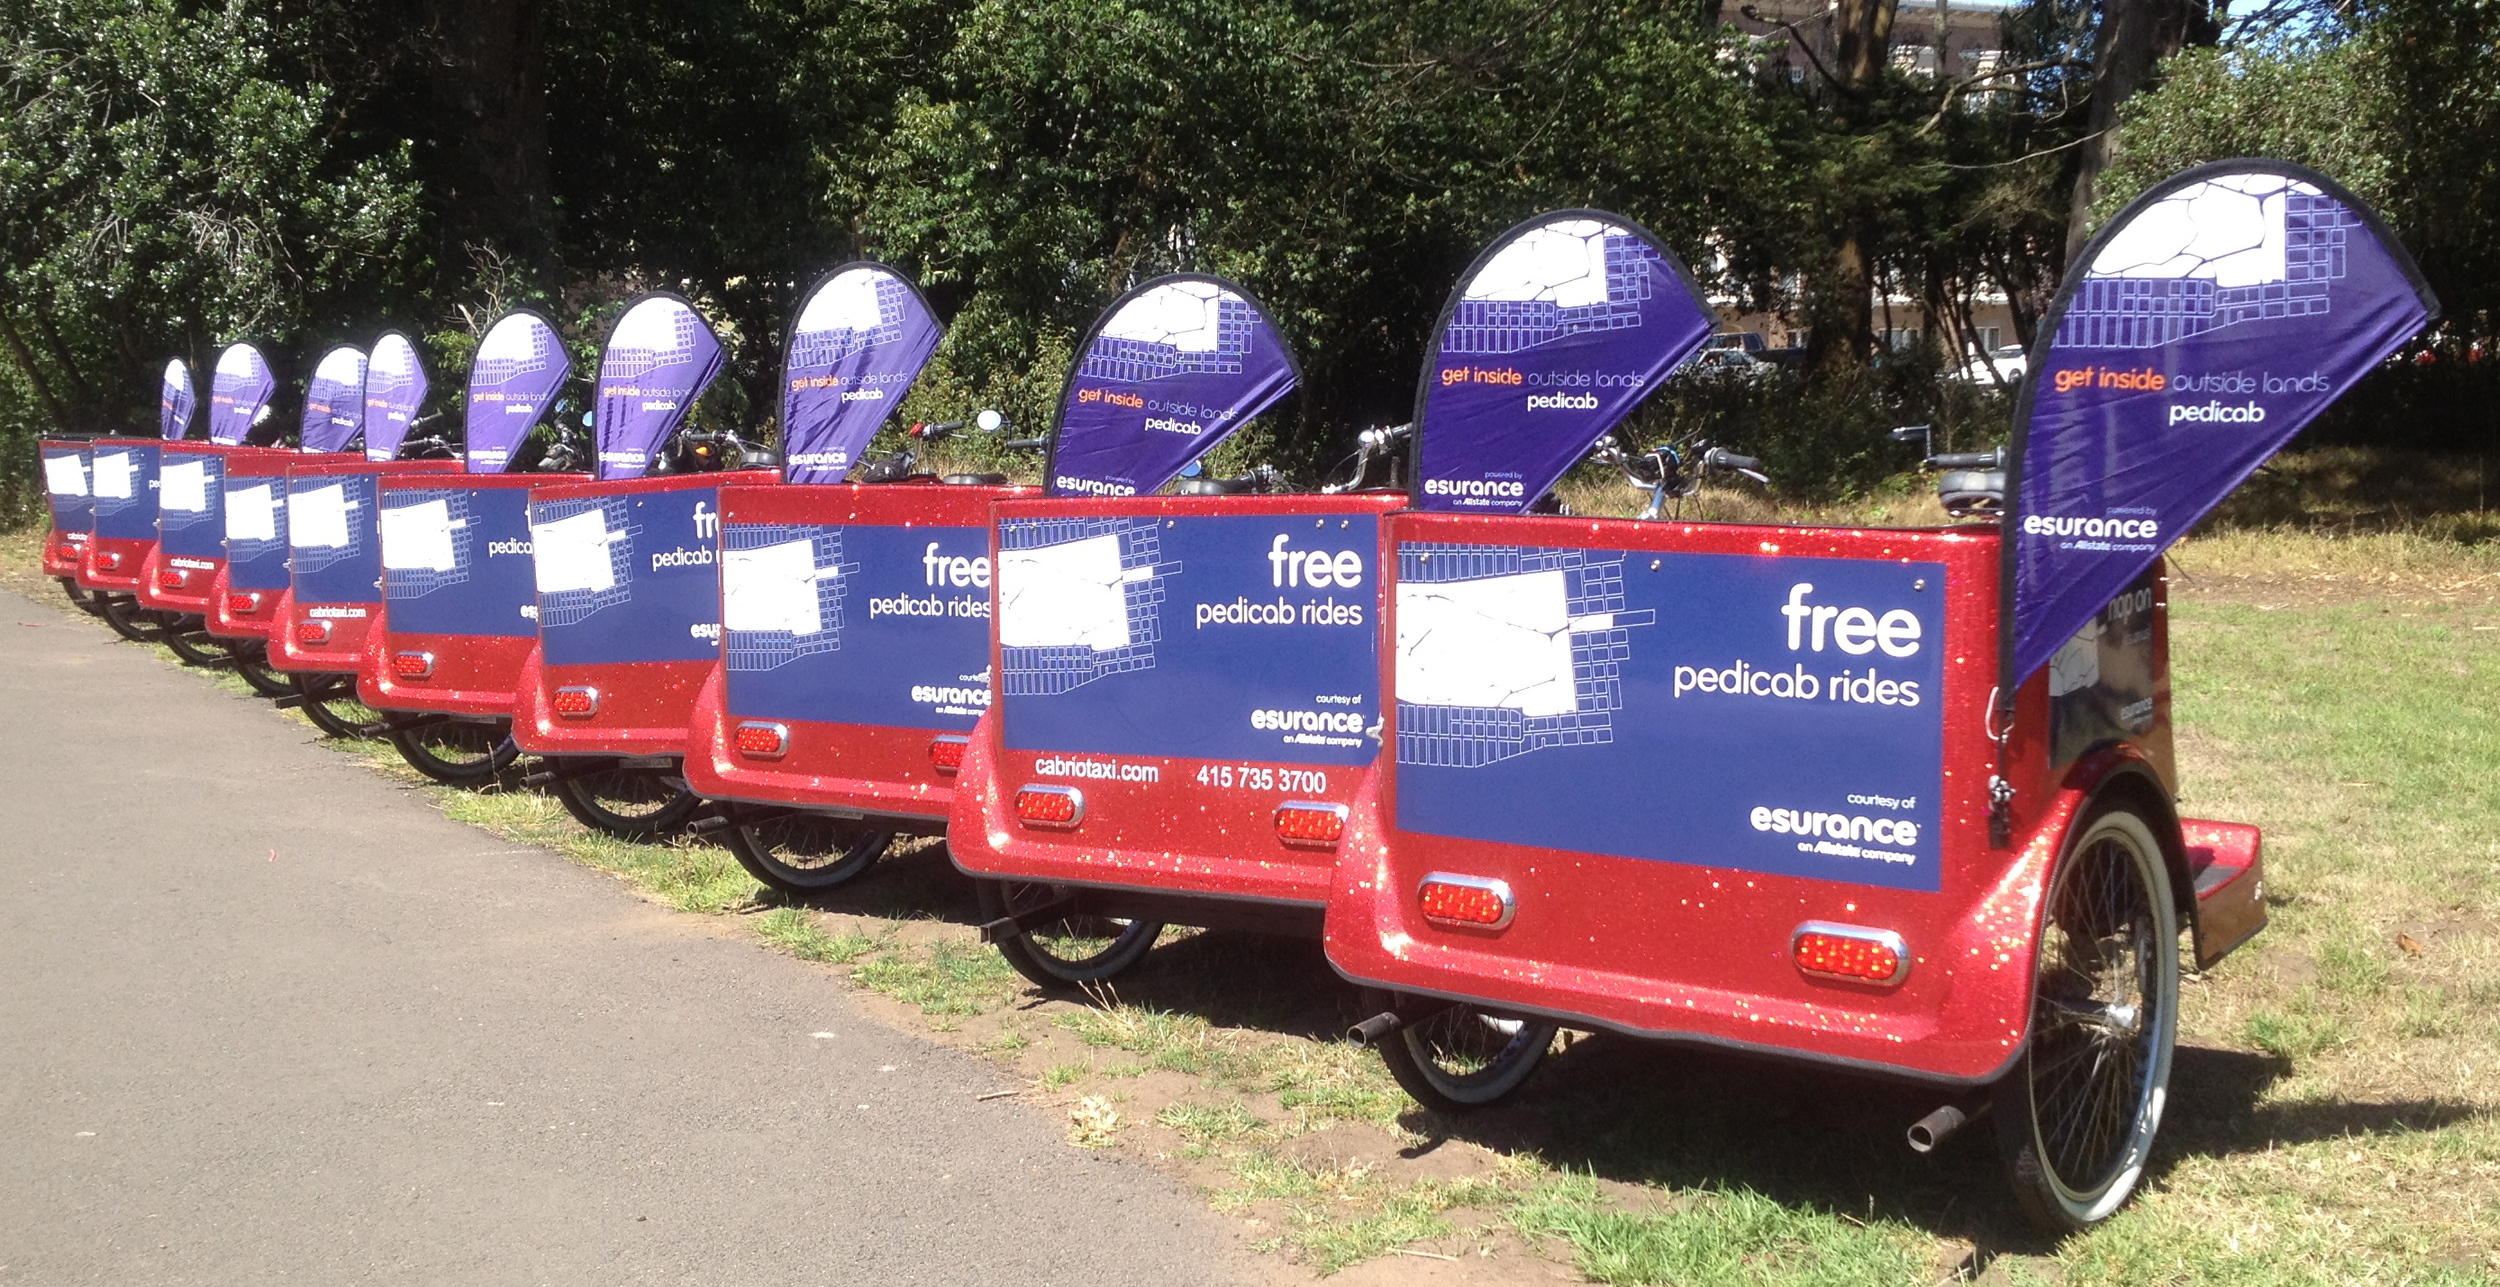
[943,472,1009,486]
[1174,475,1260,495]
[1937,468,2005,518]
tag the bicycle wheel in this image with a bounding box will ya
[974,878,1162,989]
[1993,805,2179,1234]
[58,578,105,616]
[723,814,893,892]
[1366,988,1556,1113]
[292,672,388,739]
[388,718,519,786]
[230,640,296,698]
[547,761,702,838]
[159,614,235,667]
[99,593,169,643]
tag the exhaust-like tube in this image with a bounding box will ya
[1348,1011,1402,1046]
[1907,1104,1974,1154]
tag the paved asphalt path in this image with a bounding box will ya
[0,588,1268,1286]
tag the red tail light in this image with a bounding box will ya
[1275,801,1348,847]
[294,620,331,646]
[928,735,968,774]
[157,567,189,589]
[96,551,123,570]
[733,721,788,759]
[1792,923,1908,986]
[1418,874,1515,930]
[551,685,600,718]
[228,592,263,615]
[390,651,435,679]
[1014,785,1084,829]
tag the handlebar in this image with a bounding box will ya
[1927,448,2004,470]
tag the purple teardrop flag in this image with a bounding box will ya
[594,295,725,480]
[465,310,573,474]
[301,345,369,453]
[363,332,428,462]
[781,265,942,483]
[2006,162,2436,686]
[1412,212,1712,513]
[1046,275,1298,497]
[206,344,275,445]
[160,360,195,440]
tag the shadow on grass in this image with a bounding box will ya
[878,907,2494,1254]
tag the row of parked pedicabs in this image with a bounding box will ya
[33,162,2441,1233]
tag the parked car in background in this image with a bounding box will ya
[1955,343,2028,385]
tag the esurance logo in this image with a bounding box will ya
[1053,476,1138,497]
[2020,513,2159,541]
[1421,478,1526,500]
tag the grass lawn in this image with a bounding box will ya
[8,459,2496,1284]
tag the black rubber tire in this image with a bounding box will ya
[58,578,105,616]
[723,814,893,892]
[388,718,520,786]
[547,761,702,838]
[1994,805,2179,1234]
[99,593,170,643]
[974,878,1162,989]
[231,641,297,697]
[292,672,389,739]
[159,614,235,667]
[1364,987,1556,1113]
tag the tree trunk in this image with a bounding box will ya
[426,0,558,277]
[2064,0,2213,263]
[1813,0,1899,370]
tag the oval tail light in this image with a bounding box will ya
[551,685,600,718]
[1275,801,1347,848]
[733,721,789,759]
[928,735,968,774]
[1013,785,1083,829]
[1418,873,1515,930]
[1792,922,1909,986]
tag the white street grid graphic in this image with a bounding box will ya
[722,523,855,671]
[1443,220,1660,356]
[998,518,1179,695]
[2058,173,2359,349]
[532,497,638,626]
[381,490,475,598]
[1395,543,1654,768]
[1078,282,1253,383]
[91,450,140,512]
[473,316,563,394]
[225,481,285,552]
[789,271,910,366]
[215,345,259,380]
[603,301,706,380]
[287,482,363,572]
[43,454,86,498]
[158,458,219,527]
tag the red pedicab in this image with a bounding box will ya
[1319,162,2434,1231]
[362,312,585,783]
[141,355,292,667]
[74,425,170,642]
[38,436,98,616]
[264,342,462,735]
[508,294,774,836]
[677,264,1042,889]
[195,342,319,695]
[944,272,1411,985]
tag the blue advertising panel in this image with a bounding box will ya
[160,360,195,441]
[301,346,369,454]
[781,265,943,484]
[90,441,161,540]
[532,484,724,664]
[363,332,428,462]
[42,445,91,532]
[467,310,572,474]
[1046,276,1298,498]
[1412,212,1712,514]
[382,484,538,637]
[289,472,384,604]
[224,472,290,591]
[997,511,1380,765]
[2008,161,2435,684]
[1394,546,1946,892]
[207,344,275,445]
[593,295,725,480]
[157,452,228,558]
[722,521,992,729]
